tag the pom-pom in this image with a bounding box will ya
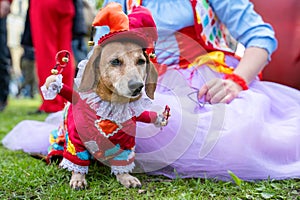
[62,57,69,63]
[51,69,58,75]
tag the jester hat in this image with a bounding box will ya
[92,2,158,50]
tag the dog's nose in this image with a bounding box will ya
[128,80,144,96]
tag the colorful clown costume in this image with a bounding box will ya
[47,84,158,175]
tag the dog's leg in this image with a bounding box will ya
[116,173,141,188]
[70,172,87,190]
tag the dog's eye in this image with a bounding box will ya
[137,59,146,65]
[110,59,122,66]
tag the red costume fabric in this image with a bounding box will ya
[46,3,159,174]
[251,0,300,90]
[29,0,75,112]
[49,84,157,170]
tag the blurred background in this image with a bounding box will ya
[5,0,300,99]
[6,0,103,98]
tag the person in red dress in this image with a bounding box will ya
[29,0,75,113]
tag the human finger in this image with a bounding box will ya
[198,84,209,101]
[219,92,235,104]
[205,79,225,102]
[209,87,227,104]
[200,78,223,102]
[218,80,241,103]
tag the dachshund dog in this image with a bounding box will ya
[44,39,166,189]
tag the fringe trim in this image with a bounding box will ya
[59,158,89,174]
[79,92,152,123]
[111,162,135,175]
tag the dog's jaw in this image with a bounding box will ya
[96,81,142,103]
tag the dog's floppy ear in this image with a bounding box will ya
[145,61,158,100]
[78,46,102,92]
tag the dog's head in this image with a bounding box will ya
[78,3,158,103]
[78,40,158,103]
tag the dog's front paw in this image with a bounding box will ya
[116,173,141,188]
[70,172,87,190]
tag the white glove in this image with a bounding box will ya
[41,74,63,100]
[154,113,169,128]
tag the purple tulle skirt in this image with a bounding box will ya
[2,111,63,155]
[134,60,300,181]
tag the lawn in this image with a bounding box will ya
[1,97,300,199]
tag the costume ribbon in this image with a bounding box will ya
[188,51,234,74]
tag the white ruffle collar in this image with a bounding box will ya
[79,91,152,123]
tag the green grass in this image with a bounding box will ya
[1,97,300,199]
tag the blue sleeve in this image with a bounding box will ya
[209,0,278,59]
[102,0,127,12]
[94,0,127,43]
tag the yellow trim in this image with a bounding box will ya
[196,11,201,24]
[136,0,141,6]
[188,51,234,74]
[66,135,76,156]
[49,134,55,145]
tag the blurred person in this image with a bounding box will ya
[0,0,13,111]
[29,0,75,114]
[72,0,88,75]
[16,46,36,98]
[72,0,97,76]
[16,0,36,98]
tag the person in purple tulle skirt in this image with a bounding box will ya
[3,0,300,182]
[94,0,300,181]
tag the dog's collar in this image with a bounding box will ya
[79,91,152,123]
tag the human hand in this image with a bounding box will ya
[198,78,243,104]
[0,0,11,18]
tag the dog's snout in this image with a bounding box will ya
[128,80,144,96]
